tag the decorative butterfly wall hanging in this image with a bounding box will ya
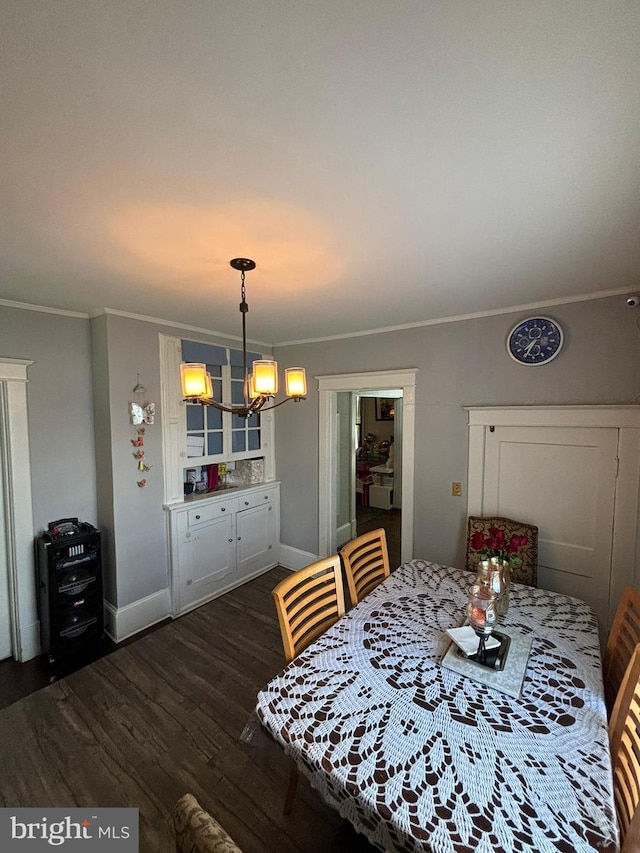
[129,402,156,425]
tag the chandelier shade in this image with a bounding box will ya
[285,367,307,398]
[180,363,207,397]
[180,259,306,417]
[252,360,278,396]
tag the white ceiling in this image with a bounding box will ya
[2,1,639,345]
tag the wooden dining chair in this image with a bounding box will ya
[603,586,640,714]
[271,555,346,813]
[465,515,538,587]
[608,643,640,852]
[340,527,390,607]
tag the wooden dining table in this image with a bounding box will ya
[255,559,619,853]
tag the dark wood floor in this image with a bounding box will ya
[0,510,400,712]
[0,619,169,712]
[0,568,378,852]
[356,504,401,568]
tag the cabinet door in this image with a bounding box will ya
[180,514,235,611]
[236,503,277,579]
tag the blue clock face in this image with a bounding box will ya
[507,316,563,365]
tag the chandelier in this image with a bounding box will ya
[180,258,307,418]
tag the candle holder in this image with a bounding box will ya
[466,584,499,664]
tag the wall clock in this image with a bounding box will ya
[507,316,564,365]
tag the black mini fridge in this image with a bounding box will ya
[35,519,104,663]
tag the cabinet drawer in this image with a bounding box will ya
[237,488,274,511]
[187,501,233,527]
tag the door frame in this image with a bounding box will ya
[0,358,36,662]
[318,369,417,562]
[466,405,640,627]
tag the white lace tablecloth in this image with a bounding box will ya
[256,560,619,853]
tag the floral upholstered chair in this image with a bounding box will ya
[465,515,539,587]
[173,794,242,853]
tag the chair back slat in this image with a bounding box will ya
[609,643,640,851]
[340,528,390,606]
[272,557,346,815]
[272,556,345,663]
[604,587,640,713]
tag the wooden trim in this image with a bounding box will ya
[0,360,36,661]
[159,334,185,504]
[318,389,337,557]
[103,588,171,643]
[317,369,418,391]
[278,544,319,570]
[466,406,640,628]
[318,369,416,562]
[466,405,640,429]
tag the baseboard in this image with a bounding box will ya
[336,521,352,549]
[278,544,319,571]
[104,588,172,643]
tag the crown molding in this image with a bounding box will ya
[273,286,633,347]
[93,308,273,348]
[0,285,633,349]
[0,298,88,319]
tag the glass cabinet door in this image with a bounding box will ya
[186,365,224,459]
[183,345,265,464]
[230,361,261,454]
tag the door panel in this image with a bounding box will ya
[236,503,277,577]
[483,426,618,631]
[183,514,236,610]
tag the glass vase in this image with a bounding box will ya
[475,557,510,616]
[466,584,499,664]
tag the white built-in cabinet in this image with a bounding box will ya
[166,483,280,615]
[160,334,281,615]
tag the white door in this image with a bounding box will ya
[482,426,619,632]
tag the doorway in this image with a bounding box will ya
[354,393,401,568]
[318,369,417,563]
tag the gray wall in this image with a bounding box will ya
[91,313,168,608]
[274,295,640,568]
[0,306,97,533]
[93,313,253,609]
[0,304,246,616]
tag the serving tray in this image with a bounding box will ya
[441,630,533,699]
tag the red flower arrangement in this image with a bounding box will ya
[470,527,528,569]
